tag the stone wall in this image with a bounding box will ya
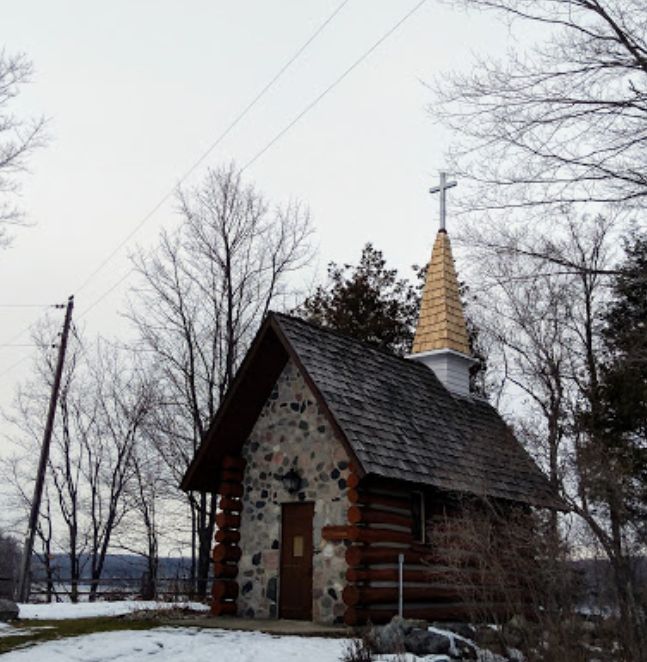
[237,359,350,624]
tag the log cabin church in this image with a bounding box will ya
[181,193,560,626]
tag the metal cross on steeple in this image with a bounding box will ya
[429,171,457,231]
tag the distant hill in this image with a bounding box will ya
[570,557,647,610]
[31,554,194,581]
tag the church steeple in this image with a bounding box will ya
[408,172,474,396]
[411,229,470,355]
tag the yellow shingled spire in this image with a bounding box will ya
[411,230,471,355]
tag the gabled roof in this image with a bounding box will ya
[182,313,562,509]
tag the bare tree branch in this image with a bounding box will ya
[432,0,647,220]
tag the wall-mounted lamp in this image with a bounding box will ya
[280,468,302,494]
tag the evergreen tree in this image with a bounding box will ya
[298,244,420,356]
[298,243,487,395]
[589,231,647,535]
[575,230,647,656]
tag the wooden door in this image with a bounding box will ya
[279,502,314,620]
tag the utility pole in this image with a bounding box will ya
[17,295,74,603]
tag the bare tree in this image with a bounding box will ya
[464,216,611,492]
[2,451,57,603]
[83,341,153,601]
[464,215,647,659]
[1,319,84,602]
[129,449,161,599]
[435,499,581,662]
[0,50,47,245]
[128,163,313,597]
[2,323,152,602]
[0,528,21,599]
[117,416,172,600]
[46,339,95,603]
[433,0,647,218]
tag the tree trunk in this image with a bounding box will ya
[196,491,217,598]
[69,552,79,603]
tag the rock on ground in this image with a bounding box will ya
[368,616,480,660]
[0,600,18,622]
[405,628,451,656]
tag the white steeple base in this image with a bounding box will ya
[407,349,475,397]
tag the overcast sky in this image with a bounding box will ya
[0,1,523,462]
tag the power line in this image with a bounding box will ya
[0,304,68,375]
[0,304,59,309]
[242,0,429,172]
[74,0,351,297]
[0,354,33,378]
[0,301,65,340]
[77,269,135,321]
[0,344,40,348]
[0,312,56,356]
[73,0,429,322]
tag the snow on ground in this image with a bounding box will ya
[0,625,463,662]
[18,600,208,620]
[0,624,513,662]
[0,627,351,662]
[6,602,510,661]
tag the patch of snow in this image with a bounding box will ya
[18,600,208,620]
[427,624,474,658]
[576,603,616,618]
[0,626,349,662]
[425,625,516,662]
[0,624,54,639]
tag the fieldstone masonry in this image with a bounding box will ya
[237,359,350,623]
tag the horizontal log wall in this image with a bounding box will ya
[215,529,241,544]
[211,455,246,617]
[341,474,529,625]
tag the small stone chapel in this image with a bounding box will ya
[181,176,560,625]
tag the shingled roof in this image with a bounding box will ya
[412,230,471,355]
[182,313,562,509]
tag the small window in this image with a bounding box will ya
[411,491,426,543]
